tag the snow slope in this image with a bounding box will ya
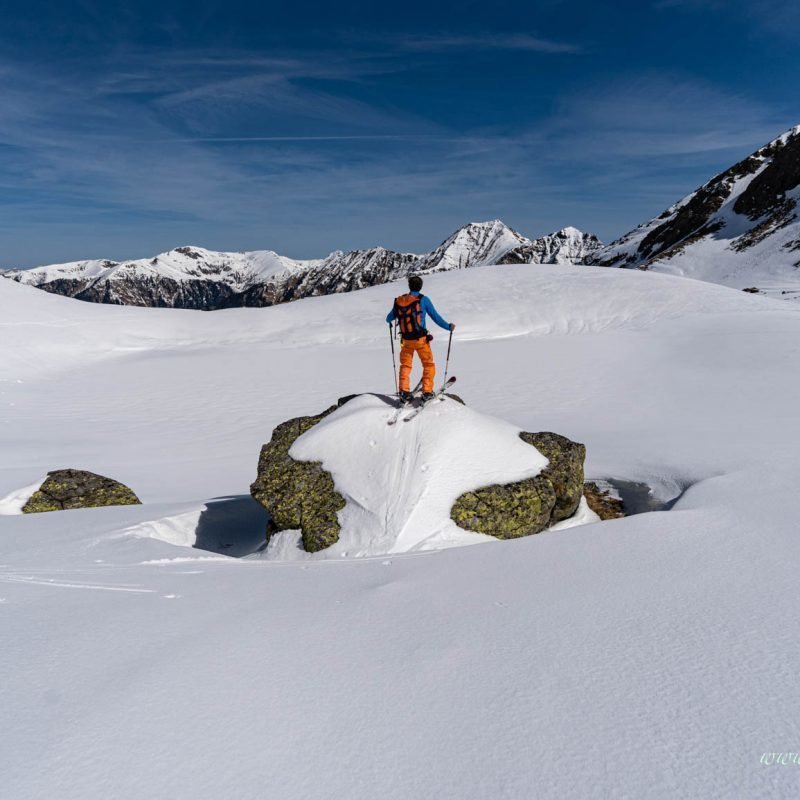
[2,267,800,798]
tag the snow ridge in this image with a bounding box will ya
[4,221,601,310]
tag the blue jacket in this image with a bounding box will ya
[386,292,450,331]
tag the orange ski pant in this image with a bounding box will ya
[399,338,436,393]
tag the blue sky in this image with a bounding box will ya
[1,0,797,266]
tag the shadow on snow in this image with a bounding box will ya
[193,495,270,558]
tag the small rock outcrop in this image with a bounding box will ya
[22,469,141,513]
[250,397,355,552]
[450,432,586,538]
[583,482,625,520]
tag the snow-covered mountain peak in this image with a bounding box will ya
[420,220,528,272]
[766,123,800,148]
[497,225,602,266]
[5,220,602,309]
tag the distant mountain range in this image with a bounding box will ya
[589,124,800,300]
[5,123,800,308]
[2,222,600,310]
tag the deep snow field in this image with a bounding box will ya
[2,264,800,798]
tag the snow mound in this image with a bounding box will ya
[277,393,551,558]
[0,478,45,515]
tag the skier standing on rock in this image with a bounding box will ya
[386,275,455,402]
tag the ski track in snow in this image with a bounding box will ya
[0,573,157,593]
[2,265,800,799]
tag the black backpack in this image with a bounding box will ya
[393,293,427,340]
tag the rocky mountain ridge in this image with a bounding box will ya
[4,221,601,310]
[588,124,800,298]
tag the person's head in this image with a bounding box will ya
[408,275,423,293]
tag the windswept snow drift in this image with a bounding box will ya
[283,394,549,556]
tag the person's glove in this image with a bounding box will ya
[449,323,456,331]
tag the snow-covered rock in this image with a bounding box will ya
[250,393,590,559]
[589,124,800,297]
[3,221,601,310]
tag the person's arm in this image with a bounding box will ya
[386,307,396,324]
[422,296,451,331]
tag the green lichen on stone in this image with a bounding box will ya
[250,396,356,552]
[450,474,556,539]
[520,432,585,523]
[450,430,586,539]
[22,469,141,513]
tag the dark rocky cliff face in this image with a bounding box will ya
[76,275,241,309]
[232,249,421,308]
[733,135,800,219]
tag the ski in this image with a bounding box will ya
[402,376,457,422]
[387,379,423,426]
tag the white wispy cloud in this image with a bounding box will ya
[530,74,793,160]
[652,0,724,9]
[163,135,452,143]
[399,33,580,54]
[0,45,794,267]
[0,50,523,263]
[652,0,800,34]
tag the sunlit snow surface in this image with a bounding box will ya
[2,266,800,798]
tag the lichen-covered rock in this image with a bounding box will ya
[450,431,586,538]
[520,432,586,522]
[253,395,588,551]
[450,473,557,539]
[250,397,356,552]
[22,469,141,513]
[583,482,625,520]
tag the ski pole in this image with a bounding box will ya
[389,322,398,394]
[441,326,454,390]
